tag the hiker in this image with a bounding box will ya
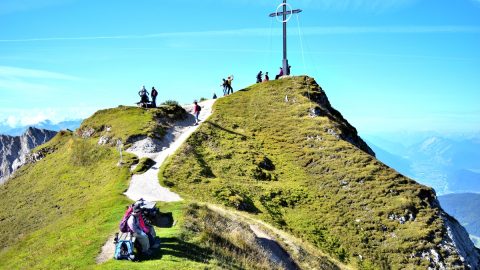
[138,86,149,104]
[275,67,283,80]
[127,204,156,255]
[264,72,269,82]
[287,65,291,75]
[256,71,263,83]
[221,78,228,96]
[193,101,201,125]
[213,93,217,99]
[226,75,234,95]
[151,87,158,108]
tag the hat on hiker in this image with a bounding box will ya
[133,204,142,213]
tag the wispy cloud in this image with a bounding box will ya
[0,66,78,80]
[204,0,417,11]
[1,25,478,43]
[0,107,94,128]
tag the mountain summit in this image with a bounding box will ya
[0,127,57,184]
[161,76,480,269]
[0,76,478,269]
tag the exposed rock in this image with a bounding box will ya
[0,127,57,184]
[77,127,95,138]
[301,77,375,156]
[440,213,480,269]
[98,136,110,145]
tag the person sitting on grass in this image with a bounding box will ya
[128,204,156,255]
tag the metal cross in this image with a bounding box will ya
[269,0,302,76]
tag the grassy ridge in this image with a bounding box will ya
[0,132,133,269]
[160,76,454,269]
[79,105,186,144]
[0,106,214,269]
[2,104,312,270]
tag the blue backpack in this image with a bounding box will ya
[114,239,135,261]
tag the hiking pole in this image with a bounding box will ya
[117,140,123,166]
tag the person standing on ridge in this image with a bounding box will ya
[227,75,234,95]
[256,71,263,83]
[275,67,283,80]
[264,72,269,82]
[151,87,158,108]
[193,101,201,125]
[221,78,228,96]
[138,85,149,106]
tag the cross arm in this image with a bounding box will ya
[269,9,302,17]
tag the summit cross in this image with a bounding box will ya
[269,0,302,76]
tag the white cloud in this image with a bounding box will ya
[0,66,78,80]
[1,25,478,43]
[199,0,417,11]
[0,107,96,128]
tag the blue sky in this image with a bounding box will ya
[0,0,479,133]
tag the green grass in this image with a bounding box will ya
[97,202,215,270]
[160,76,459,269]
[133,157,156,175]
[0,105,221,269]
[0,132,133,269]
[78,105,186,145]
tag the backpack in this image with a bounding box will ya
[196,104,201,112]
[119,206,133,233]
[114,240,135,260]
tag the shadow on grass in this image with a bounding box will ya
[142,237,212,263]
[205,121,247,139]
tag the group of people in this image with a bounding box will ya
[256,71,270,83]
[257,65,291,83]
[221,76,234,96]
[138,85,158,108]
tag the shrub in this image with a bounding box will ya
[162,100,179,106]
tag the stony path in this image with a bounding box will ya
[123,99,216,202]
[96,99,215,264]
[98,98,313,269]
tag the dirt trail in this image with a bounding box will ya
[124,99,215,202]
[96,99,215,264]
[97,99,343,269]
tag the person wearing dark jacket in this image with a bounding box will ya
[193,101,201,125]
[256,71,263,83]
[151,87,158,108]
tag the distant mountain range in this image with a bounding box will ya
[0,119,82,136]
[365,132,480,248]
[365,133,480,195]
[0,127,57,184]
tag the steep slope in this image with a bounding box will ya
[439,193,480,246]
[0,105,196,269]
[161,76,480,269]
[0,127,57,184]
[2,104,319,270]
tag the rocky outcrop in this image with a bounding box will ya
[439,212,480,269]
[0,127,57,184]
[301,76,375,156]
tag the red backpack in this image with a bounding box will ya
[119,206,133,233]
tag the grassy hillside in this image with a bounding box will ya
[0,106,217,269]
[160,76,461,269]
[3,104,337,270]
[78,105,186,145]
